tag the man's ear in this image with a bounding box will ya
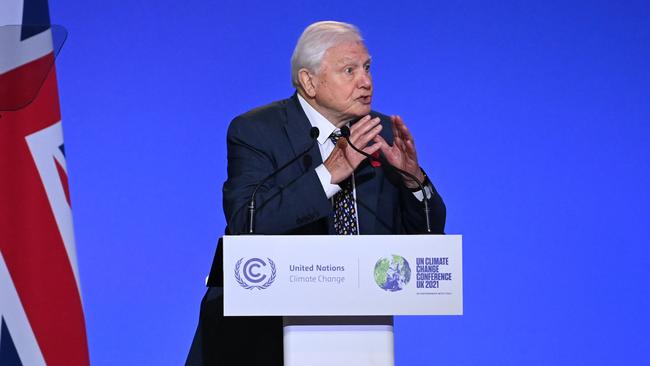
[298,69,317,98]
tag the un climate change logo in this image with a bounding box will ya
[235,257,277,290]
[374,255,411,292]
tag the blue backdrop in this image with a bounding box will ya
[49,1,649,365]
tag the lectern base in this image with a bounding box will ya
[283,324,394,366]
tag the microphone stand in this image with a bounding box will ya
[340,126,432,233]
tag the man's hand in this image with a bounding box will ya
[324,115,382,184]
[374,115,425,189]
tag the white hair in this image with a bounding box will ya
[291,21,364,88]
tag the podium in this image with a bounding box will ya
[222,235,463,366]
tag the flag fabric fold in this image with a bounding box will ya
[1,1,90,365]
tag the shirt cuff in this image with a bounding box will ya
[412,184,433,201]
[315,164,341,199]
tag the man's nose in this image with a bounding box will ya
[357,72,372,89]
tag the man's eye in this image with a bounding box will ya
[364,64,371,72]
[344,67,354,74]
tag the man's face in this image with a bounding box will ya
[312,41,372,124]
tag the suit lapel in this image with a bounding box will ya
[283,93,323,172]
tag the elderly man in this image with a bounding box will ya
[187,21,445,365]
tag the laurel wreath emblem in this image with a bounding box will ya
[234,258,277,290]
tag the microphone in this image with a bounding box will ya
[247,127,320,234]
[340,125,432,233]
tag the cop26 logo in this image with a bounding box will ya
[374,255,411,292]
[234,257,277,290]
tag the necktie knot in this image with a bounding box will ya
[329,132,342,145]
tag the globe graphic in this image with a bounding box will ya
[374,255,411,291]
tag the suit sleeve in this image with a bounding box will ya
[222,116,332,235]
[398,178,446,234]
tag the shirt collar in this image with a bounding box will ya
[297,93,338,145]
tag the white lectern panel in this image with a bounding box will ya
[223,235,463,316]
[283,325,394,366]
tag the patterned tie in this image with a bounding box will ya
[330,132,359,235]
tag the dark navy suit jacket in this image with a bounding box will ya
[222,93,445,236]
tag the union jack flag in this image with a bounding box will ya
[0,0,90,365]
